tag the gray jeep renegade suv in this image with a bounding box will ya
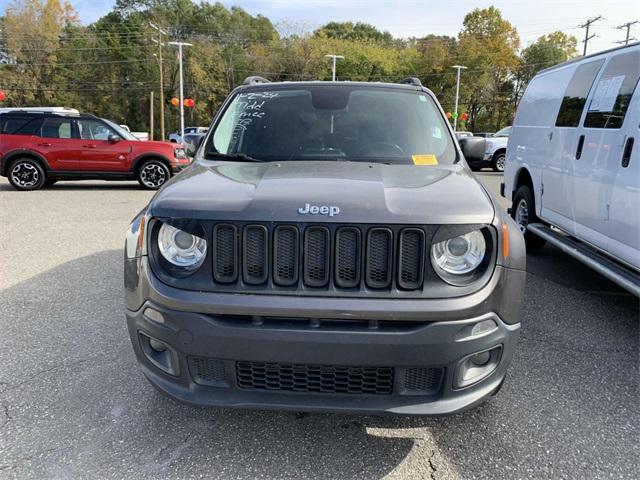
[124,77,526,415]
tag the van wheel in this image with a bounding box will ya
[8,158,46,191]
[137,160,170,190]
[512,185,546,252]
[492,152,506,172]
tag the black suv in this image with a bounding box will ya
[125,78,526,415]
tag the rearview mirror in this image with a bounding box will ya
[108,134,121,143]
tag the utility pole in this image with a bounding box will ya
[149,91,154,141]
[615,20,638,45]
[452,65,467,132]
[579,16,603,56]
[168,41,192,144]
[325,54,344,81]
[149,22,167,141]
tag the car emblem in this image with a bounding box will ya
[297,203,340,217]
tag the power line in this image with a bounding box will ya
[615,20,638,45]
[578,15,603,56]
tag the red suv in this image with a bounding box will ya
[0,111,191,190]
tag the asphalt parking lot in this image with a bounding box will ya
[0,172,638,479]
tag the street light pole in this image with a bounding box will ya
[452,65,467,132]
[325,54,344,81]
[168,41,192,144]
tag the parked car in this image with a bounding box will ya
[458,126,510,172]
[124,76,526,415]
[454,131,473,140]
[169,126,208,143]
[0,110,190,190]
[474,132,495,138]
[503,42,639,296]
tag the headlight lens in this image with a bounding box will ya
[157,223,206,271]
[431,230,486,276]
[174,147,187,159]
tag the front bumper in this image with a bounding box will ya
[125,258,524,415]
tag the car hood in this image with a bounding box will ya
[149,161,495,224]
[142,140,179,149]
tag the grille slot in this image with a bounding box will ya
[243,225,268,285]
[188,357,226,386]
[335,227,361,288]
[273,226,299,286]
[212,224,238,283]
[366,228,393,289]
[236,361,394,395]
[303,226,330,287]
[403,367,443,394]
[398,228,425,290]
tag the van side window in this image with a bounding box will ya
[584,51,640,129]
[555,60,604,127]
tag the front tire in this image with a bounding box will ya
[492,152,506,172]
[8,158,46,191]
[511,185,546,252]
[137,160,170,190]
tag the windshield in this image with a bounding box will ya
[206,86,456,165]
[103,118,138,141]
[494,126,511,137]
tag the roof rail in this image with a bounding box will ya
[242,76,271,86]
[398,77,422,87]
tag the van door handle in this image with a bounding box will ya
[37,142,52,147]
[83,144,97,149]
[575,135,585,160]
[621,137,634,168]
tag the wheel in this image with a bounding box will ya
[137,160,170,190]
[511,185,546,252]
[492,152,506,172]
[8,158,46,191]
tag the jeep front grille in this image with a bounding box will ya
[210,223,431,293]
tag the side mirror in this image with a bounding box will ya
[458,137,486,161]
[108,134,121,143]
[186,136,205,157]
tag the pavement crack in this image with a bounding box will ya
[427,450,437,480]
[1,402,10,429]
[4,356,103,392]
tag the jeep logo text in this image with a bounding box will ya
[297,203,340,217]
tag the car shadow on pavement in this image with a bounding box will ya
[0,181,146,192]
[0,249,637,479]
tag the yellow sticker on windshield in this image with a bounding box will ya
[412,154,438,165]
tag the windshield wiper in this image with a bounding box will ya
[203,151,263,162]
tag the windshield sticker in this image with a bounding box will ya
[419,95,428,102]
[589,75,624,112]
[412,154,438,165]
[432,126,443,139]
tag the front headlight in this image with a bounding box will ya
[174,147,187,159]
[431,230,487,282]
[157,223,206,271]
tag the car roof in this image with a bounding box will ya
[537,41,640,75]
[0,110,98,120]
[236,80,435,96]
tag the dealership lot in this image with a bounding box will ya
[0,173,637,479]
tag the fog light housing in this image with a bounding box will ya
[138,332,179,376]
[454,345,502,389]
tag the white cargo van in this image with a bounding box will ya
[503,42,639,295]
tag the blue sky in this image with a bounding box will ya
[1,0,638,53]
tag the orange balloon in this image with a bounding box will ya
[0,90,6,102]
[183,98,195,108]
[445,112,452,119]
[170,97,179,107]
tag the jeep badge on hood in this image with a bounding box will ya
[297,203,340,217]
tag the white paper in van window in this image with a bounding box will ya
[589,75,625,112]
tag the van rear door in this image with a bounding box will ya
[573,48,640,264]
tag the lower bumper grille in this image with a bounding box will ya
[236,361,394,395]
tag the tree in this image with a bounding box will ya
[517,31,578,91]
[314,22,394,45]
[455,7,520,131]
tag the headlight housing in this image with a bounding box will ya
[431,229,490,285]
[157,223,206,272]
[174,147,188,159]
